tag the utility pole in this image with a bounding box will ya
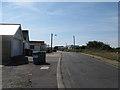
[73,36,75,51]
[51,33,53,52]
[66,43,67,46]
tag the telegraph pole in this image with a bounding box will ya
[66,43,67,46]
[51,33,53,52]
[73,36,75,51]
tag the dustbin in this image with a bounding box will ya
[39,51,46,64]
[33,51,46,65]
[33,51,40,65]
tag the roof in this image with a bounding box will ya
[29,41,45,45]
[30,41,44,43]
[0,24,21,35]
[22,30,28,32]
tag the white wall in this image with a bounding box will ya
[11,38,23,57]
[11,26,23,57]
[0,36,2,65]
[0,35,1,90]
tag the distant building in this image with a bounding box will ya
[29,41,47,51]
[22,30,31,56]
[67,45,80,50]
[22,30,30,49]
[54,46,65,51]
[0,24,24,64]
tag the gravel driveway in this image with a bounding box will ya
[2,52,60,88]
[2,63,33,88]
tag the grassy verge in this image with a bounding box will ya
[82,50,119,61]
[64,49,119,61]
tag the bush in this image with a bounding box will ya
[86,41,112,51]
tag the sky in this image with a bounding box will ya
[0,2,118,47]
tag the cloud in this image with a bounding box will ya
[104,16,118,24]
[103,38,118,48]
[0,2,2,22]
[1,0,120,2]
[5,15,25,23]
[0,14,1,20]
[8,2,40,12]
[47,9,64,15]
[31,27,63,35]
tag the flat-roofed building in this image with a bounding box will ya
[29,41,47,51]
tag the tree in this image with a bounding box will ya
[86,41,112,51]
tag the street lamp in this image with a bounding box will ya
[73,36,75,51]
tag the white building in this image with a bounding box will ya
[0,24,24,64]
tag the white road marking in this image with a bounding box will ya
[57,53,65,88]
[40,66,49,69]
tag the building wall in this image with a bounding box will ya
[2,36,23,64]
[24,35,30,49]
[40,44,47,51]
[14,26,23,40]
[11,26,23,57]
[24,42,30,49]
[30,43,40,51]
[0,25,24,64]
[22,31,30,49]
[2,35,12,64]
[0,35,2,65]
[30,42,46,51]
[11,38,23,57]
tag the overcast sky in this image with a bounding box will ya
[1,2,118,47]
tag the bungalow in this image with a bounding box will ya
[0,24,24,64]
[29,41,47,51]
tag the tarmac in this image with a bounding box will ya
[2,52,61,88]
[30,52,60,88]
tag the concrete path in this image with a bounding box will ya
[31,52,60,88]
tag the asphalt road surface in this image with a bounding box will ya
[61,52,118,88]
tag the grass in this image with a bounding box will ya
[81,50,119,61]
[64,49,119,61]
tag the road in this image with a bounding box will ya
[61,52,118,88]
